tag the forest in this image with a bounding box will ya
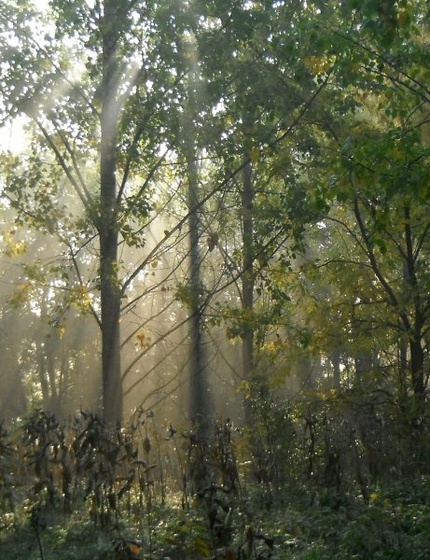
[1,0,430,558]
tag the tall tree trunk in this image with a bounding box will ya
[0,314,27,419]
[331,349,341,388]
[241,150,254,380]
[99,0,123,425]
[187,154,209,427]
[183,35,210,436]
[410,336,425,416]
[398,331,408,410]
[241,139,259,429]
[182,34,212,495]
[355,198,427,419]
[403,211,426,418]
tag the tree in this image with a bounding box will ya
[182,29,212,431]
[98,0,125,424]
[0,0,193,423]
[193,0,334,402]
[264,0,430,424]
[320,1,430,418]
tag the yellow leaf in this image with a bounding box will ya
[250,146,260,164]
[194,536,211,557]
[128,542,142,556]
[304,55,333,75]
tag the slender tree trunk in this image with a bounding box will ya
[187,154,209,425]
[241,138,259,429]
[241,150,254,380]
[355,198,427,419]
[410,336,425,415]
[182,34,212,495]
[183,35,210,435]
[402,216,426,418]
[398,331,408,410]
[99,0,123,425]
[354,352,372,384]
[0,314,27,418]
[38,348,50,411]
[332,349,341,388]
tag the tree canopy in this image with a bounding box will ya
[0,0,429,452]
[3,4,430,559]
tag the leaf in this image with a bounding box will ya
[194,535,211,557]
[250,146,260,164]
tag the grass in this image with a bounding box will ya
[2,484,430,560]
[2,410,430,559]
[0,509,116,560]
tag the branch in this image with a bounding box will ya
[329,26,430,104]
[35,120,94,216]
[353,195,411,332]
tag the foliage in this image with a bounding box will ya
[1,0,429,427]
[1,0,430,557]
[1,400,430,558]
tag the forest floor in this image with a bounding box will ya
[1,479,430,560]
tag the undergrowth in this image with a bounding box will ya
[1,404,430,559]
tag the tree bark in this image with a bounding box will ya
[403,204,426,416]
[354,197,427,417]
[187,154,209,426]
[241,151,254,380]
[410,336,425,415]
[99,0,123,425]
[183,34,210,437]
